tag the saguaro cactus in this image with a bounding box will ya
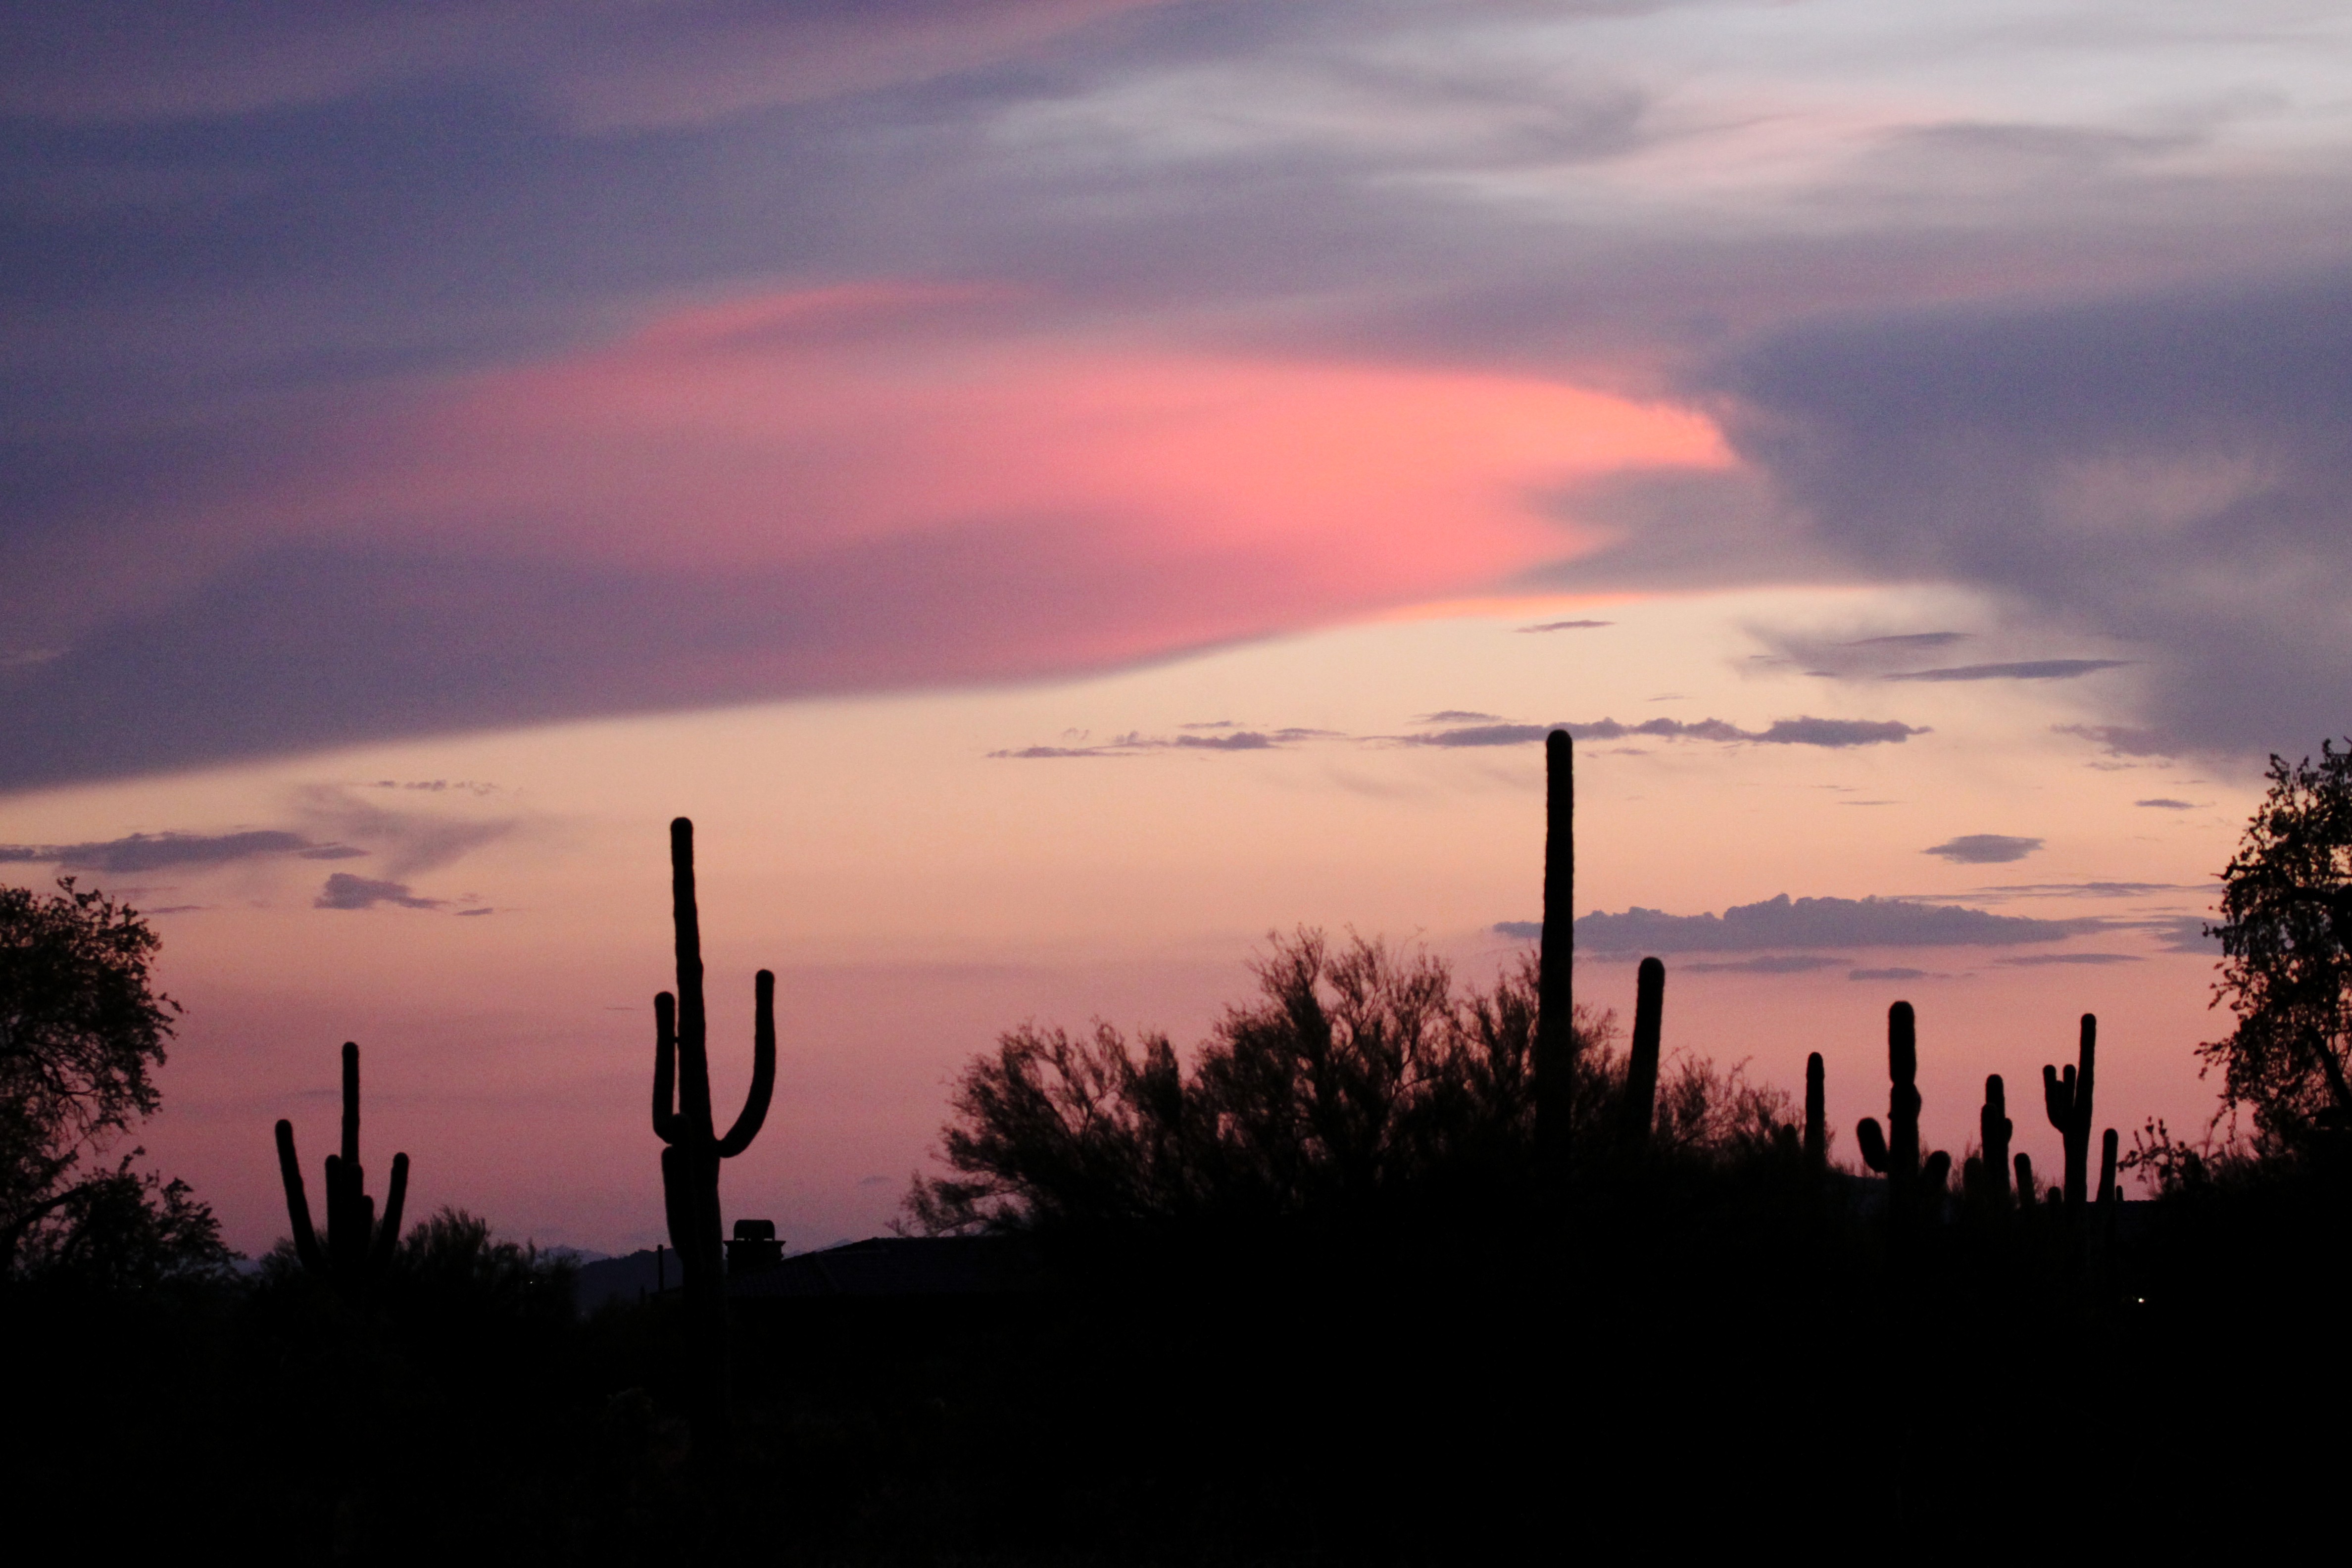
[1621,956,1665,1152]
[1978,1075,2013,1208]
[2043,1014,2098,1211]
[275,1040,409,1293]
[1856,1002,1951,1226]
[1803,1051,1826,1170]
[1535,729,1574,1197]
[650,817,775,1434]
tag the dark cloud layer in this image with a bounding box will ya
[1721,269,2352,757]
[1559,893,2093,954]
[0,829,357,871]
[7,3,2352,781]
[1413,716,1925,749]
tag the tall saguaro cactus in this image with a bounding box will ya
[1856,1002,1952,1227]
[1621,956,1666,1152]
[651,817,776,1435]
[1535,729,1574,1200]
[275,1040,409,1293]
[2043,1014,2098,1211]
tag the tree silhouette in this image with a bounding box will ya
[2206,741,2352,1139]
[908,930,1790,1237]
[0,878,225,1284]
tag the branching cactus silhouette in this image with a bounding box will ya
[1620,956,1665,1152]
[1535,728,1574,1197]
[2043,1014,2098,1211]
[274,1040,409,1293]
[1803,1051,1826,1170]
[1856,1002,1951,1227]
[650,816,775,1435]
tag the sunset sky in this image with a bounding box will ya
[8,1,2349,1255]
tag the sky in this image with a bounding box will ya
[5,1,2347,1255]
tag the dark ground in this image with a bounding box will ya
[3,1166,2341,1563]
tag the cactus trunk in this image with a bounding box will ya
[273,1040,408,1296]
[1622,957,1665,1152]
[2042,1014,2098,1213]
[651,817,777,1447]
[1535,730,1574,1205]
[1979,1075,2012,1209]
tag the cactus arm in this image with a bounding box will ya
[715,969,777,1158]
[371,1151,409,1274]
[2043,1063,2069,1131]
[1921,1150,1952,1192]
[1857,1117,1889,1172]
[1620,957,1665,1149]
[2097,1128,2118,1205]
[652,991,682,1145]
[274,1119,325,1274]
[2013,1152,2035,1206]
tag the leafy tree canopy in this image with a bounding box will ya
[0,878,228,1283]
[2206,741,2352,1140]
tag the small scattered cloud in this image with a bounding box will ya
[1992,952,2144,967]
[1684,954,1842,974]
[1848,966,1932,981]
[1924,834,2044,864]
[1966,881,2202,900]
[1518,620,1613,633]
[314,873,443,911]
[1846,633,1969,651]
[1885,659,2130,683]
[856,1175,893,1188]
[2135,797,2197,810]
[990,727,1332,759]
[2053,724,2175,757]
[454,907,494,917]
[2134,915,2222,952]
[1413,710,1505,724]
[292,785,517,876]
[0,829,358,872]
[1492,921,1543,940]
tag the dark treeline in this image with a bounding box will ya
[9,751,2352,1561]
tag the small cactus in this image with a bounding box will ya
[1978,1075,2013,1209]
[1856,1002,1952,1226]
[2043,1014,2099,1211]
[274,1040,408,1294]
[2013,1152,2037,1210]
[1803,1051,1826,1170]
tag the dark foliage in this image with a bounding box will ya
[0,877,227,1283]
[907,928,1791,1239]
[2205,740,2352,1138]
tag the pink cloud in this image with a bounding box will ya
[278,284,1729,653]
